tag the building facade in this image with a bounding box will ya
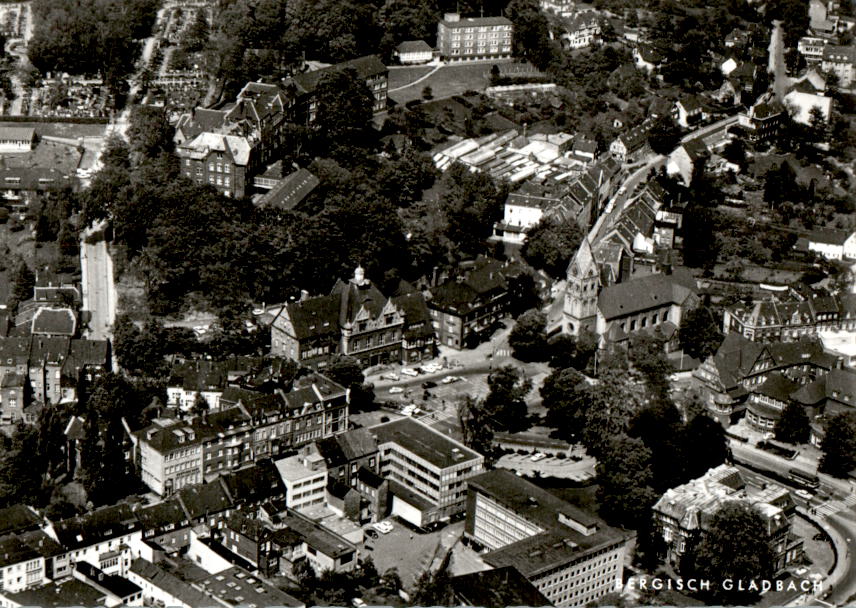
[370,418,484,527]
[723,294,856,343]
[464,470,628,608]
[437,14,513,61]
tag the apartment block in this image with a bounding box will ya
[437,13,513,61]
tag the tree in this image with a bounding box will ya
[581,369,645,458]
[421,85,433,100]
[505,0,556,70]
[819,411,856,477]
[508,309,548,362]
[682,412,727,481]
[293,558,317,589]
[775,401,810,444]
[690,502,775,604]
[484,366,532,432]
[439,163,506,255]
[9,259,34,310]
[325,354,375,411]
[628,333,672,403]
[596,435,658,528]
[647,115,682,154]
[629,400,686,491]
[521,217,585,279]
[457,396,496,461]
[678,306,723,360]
[541,367,587,441]
[314,67,376,163]
[127,105,173,162]
[411,555,453,605]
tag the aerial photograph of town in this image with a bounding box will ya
[0,0,852,606]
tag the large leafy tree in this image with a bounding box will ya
[629,401,686,492]
[629,333,672,403]
[484,366,532,432]
[313,67,377,163]
[541,367,588,442]
[596,435,659,528]
[690,502,775,604]
[819,411,856,477]
[508,309,548,362]
[439,163,506,256]
[775,401,810,445]
[678,306,724,360]
[457,396,496,463]
[582,369,646,458]
[521,217,585,279]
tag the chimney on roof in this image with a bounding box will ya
[300,290,309,302]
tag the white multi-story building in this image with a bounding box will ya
[464,470,629,608]
[821,45,856,86]
[275,454,328,513]
[370,417,484,527]
[437,13,513,61]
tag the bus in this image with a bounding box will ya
[789,468,820,490]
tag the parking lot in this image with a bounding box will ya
[359,519,465,588]
[495,451,597,481]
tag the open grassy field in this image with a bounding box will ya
[388,62,496,105]
[387,65,435,90]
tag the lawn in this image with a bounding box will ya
[387,65,435,91]
[388,63,497,105]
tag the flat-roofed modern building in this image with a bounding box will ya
[464,469,629,608]
[437,13,513,61]
[370,417,484,526]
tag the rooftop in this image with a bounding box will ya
[4,579,105,608]
[371,417,482,470]
[280,509,356,558]
[198,566,304,608]
[449,566,550,607]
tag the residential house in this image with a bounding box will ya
[653,465,802,576]
[0,167,74,215]
[127,558,212,608]
[791,367,856,416]
[666,139,709,186]
[673,96,704,128]
[0,579,108,608]
[821,45,856,86]
[725,28,750,49]
[795,229,855,261]
[71,561,143,606]
[270,266,435,368]
[464,470,628,608]
[288,55,388,123]
[609,121,651,162]
[540,0,576,17]
[427,257,526,350]
[395,40,434,64]
[738,100,785,144]
[561,12,601,49]
[134,499,191,555]
[437,13,513,62]
[370,417,484,527]
[312,427,379,488]
[634,44,664,73]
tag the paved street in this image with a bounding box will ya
[768,21,794,102]
[80,232,117,342]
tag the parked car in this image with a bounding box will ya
[388,387,404,394]
[422,381,437,389]
[795,489,814,501]
[365,529,379,539]
[420,363,441,374]
[530,452,547,462]
[353,598,367,607]
[381,373,400,381]
[442,375,461,384]
[401,368,419,377]
[372,521,394,534]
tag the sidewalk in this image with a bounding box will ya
[796,506,847,602]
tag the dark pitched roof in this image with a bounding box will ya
[397,40,433,54]
[219,459,286,505]
[4,579,105,608]
[598,268,697,319]
[280,509,356,558]
[0,504,41,536]
[129,558,212,607]
[755,372,800,402]
[290,55,387,95]
[74,561,142,598]
[177,479,235,520]
[336,427,378,460]
[277,295,341,341]
[315,436,348,468]
[134,499,189,534]
[449,566,551,608]
[52,504,141,550]
[257,168,319,211]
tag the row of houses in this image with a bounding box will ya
[723,293,856,343]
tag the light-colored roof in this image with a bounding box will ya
[182,132,252,166]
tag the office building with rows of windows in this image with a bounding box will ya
[437,13,513,61]
[370,417,483,527]
[464,470,629,608]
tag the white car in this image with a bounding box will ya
[442,375,461,384]
[388,387,404,394]
[381,373,400,381]
[252,308,265,316]
[372,521,394,534]
[352,599,367,608]
[421,363,441,374]
[795,489,814,501]
[401,368,419,377]
[530,452,547,462]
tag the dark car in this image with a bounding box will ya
[365,529,379,539]
[422,381,437,389]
